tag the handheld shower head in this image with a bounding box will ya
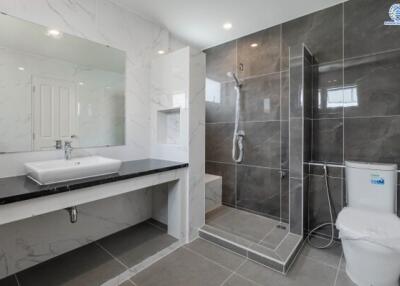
[227,72,241,87]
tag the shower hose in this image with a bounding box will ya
[307,164,336,249]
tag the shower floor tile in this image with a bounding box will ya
[202,206,301,272]
[206,206,288,247]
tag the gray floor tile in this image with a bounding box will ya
[98,222,177,268]
[223,274,260,286]
[201,224,254,248]
[17,243,125,286]
[185,238,246,271]
[207,207,277,243]
[248,243,284,263]
[334,271,357,286]
[118,280,136,286]
[260,225,289,249]
[301,238,342,268]
[131,248,231,286]
[0,275,18,286]
[238,255,337,286]
[275,233,302,262]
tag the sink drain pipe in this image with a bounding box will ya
[66,207,78,223]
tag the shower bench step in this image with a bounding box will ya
[199,224,303,274]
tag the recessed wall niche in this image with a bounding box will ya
[157,107,181,145]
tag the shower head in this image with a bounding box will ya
[227,72,241,87]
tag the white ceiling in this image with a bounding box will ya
[112,0,347,49]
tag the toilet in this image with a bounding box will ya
[336,161,400,286]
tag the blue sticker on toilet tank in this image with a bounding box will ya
[371,174,385,185]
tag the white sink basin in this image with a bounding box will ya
[25,156,122,185]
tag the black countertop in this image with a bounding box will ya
[0,159,188,205]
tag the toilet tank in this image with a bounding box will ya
[346,161,398,213]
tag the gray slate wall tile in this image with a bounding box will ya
[344,50,400,117]
[282,4,343,70]
[204,40,236,83]
[240,121,281,168]
[344,0,400,59]
[312,61,344,119]
[241,73,281,121]
[237,165,281,218]
[308,175,343,238]
[206,123,234,163]
[206,162,236,206]
[237,26,281,78]
[206,81,236,123]
[344,116,400,166]
[312,119,344,163]
[289,178,303,235]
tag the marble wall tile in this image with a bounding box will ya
[312,119,343,163]
[308,174,343,238]
[206,81,236,123]
[0,0,198,278]
[0,189,152,278]
[237,26,281,78]
[206,123,234,163]
[240,121,281,168]
[188,49,206,241]
[205,175,222,213]
[344,50,400,117]
[14,0,98,41]
[344,0,400,59]
[236,165,281,218]
[206,162,236,206]
[312,61,344,119]
[282,4,343,70]
[241,73,281,121]
[204,40,236,83]
[344,116,400,166]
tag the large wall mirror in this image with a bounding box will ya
[0,13,126,153]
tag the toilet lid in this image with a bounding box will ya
[336,207,400,251]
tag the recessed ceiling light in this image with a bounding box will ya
[157,50,166,55]
[46,29,62,38]
[18,67,25,71]
[78,82,84,86]
[250,43,259,48]
[223,22,232,30]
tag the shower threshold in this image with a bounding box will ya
[199,206,303,274]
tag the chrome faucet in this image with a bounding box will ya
[64,141,73,160]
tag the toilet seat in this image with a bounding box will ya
[336,207,400,252]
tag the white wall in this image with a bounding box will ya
[0,0,172,279]
[149,47,205,241]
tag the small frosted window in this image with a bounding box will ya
[205,78,221,103]
[326,85,358,108]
